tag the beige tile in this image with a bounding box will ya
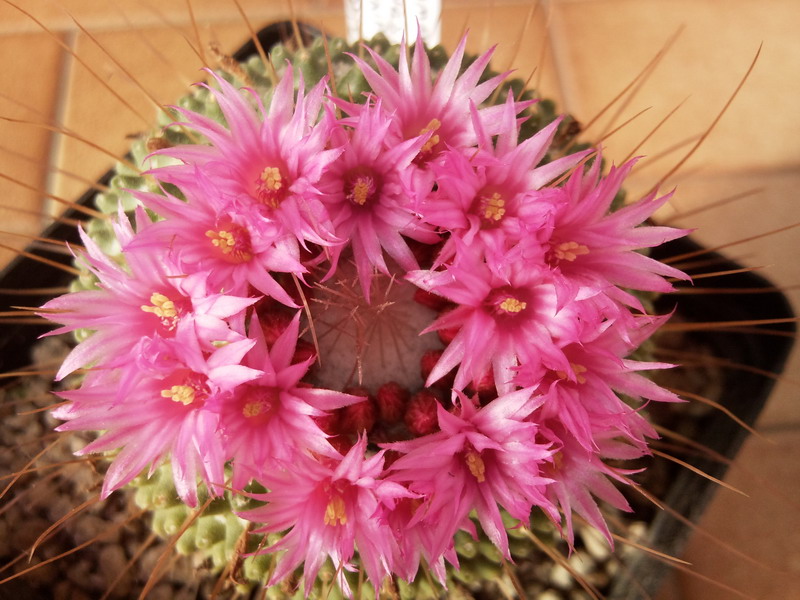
[0,32,65,272]
[0,0,344,35]
[550,0,800,175]
[678,429,800,598]
[46,5,345,206]
[443,2,565,107]
[51,22,288,204]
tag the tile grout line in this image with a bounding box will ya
[43,29,77,221]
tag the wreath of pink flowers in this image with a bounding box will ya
[40,33,690,595]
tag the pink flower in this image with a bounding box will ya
[152,67,340,251]
[344,31,514,174]
[422,96,592,267]
[539,420,644,546]
[517,314,681,453]
[240,436,411,596]
[408,242,587,394]
[35,28,699,592]
[40,209,256,380]
[385,391,556,560]
[131,171,302,306]
[318,100,438,297]
[214,313,363,489]
[382,497,460,584]
[54,334,261,506]
[538,156,690,310]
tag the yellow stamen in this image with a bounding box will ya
[206,229,235,251]
[479,192,506,223]
[351,180,371,206]
[242,401,263,418]
[499,297,527,313]
[141,292,177,321]
[572,363,588,384]
[205,229,252,263]
[465,450,486,483]
[324,495,347,526]
[255,166,287,208]
[161,384,196,406]
[555,363,588,384]
[260,166,283,192]
[554,241,590,262]
[418,118,441,154]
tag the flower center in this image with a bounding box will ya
[161,385,196,406]
[498,296,527,314]
[344,167,381,206]
[551,241,589,262]
[324,494,347,526]
[254,165,287,208]
[555,363,588,384]
[160,371,209,407]
[465,448,486,483]
[141,292,180,330]
[476,192,506,225]
[241,386,280,424]
[206,223,253,263]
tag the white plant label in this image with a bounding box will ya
[344,0,442,46]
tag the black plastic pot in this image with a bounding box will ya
[609,236,795,599]
[0,23,795,600]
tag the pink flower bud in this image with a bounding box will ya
[405,389,440,436]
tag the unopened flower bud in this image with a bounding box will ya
[340,387,377,433]
[313,411,339,435]
[376,381,409,423]
[437,324,459,345]
[405,389,440,436]
[328,435,354,457]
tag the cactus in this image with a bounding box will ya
[45,30,686,600]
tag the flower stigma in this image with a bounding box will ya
[556,363,588,384]
[160,372,209,407]
[344,167,380,206]
[552,241,589,262]
[161,384,197,406]
[412,118,442,165]
[324,494,347,526]
[241,387,280,423]
[418,118,441,154]
[465,448,486,483]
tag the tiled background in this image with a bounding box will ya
[0,0,797,598]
